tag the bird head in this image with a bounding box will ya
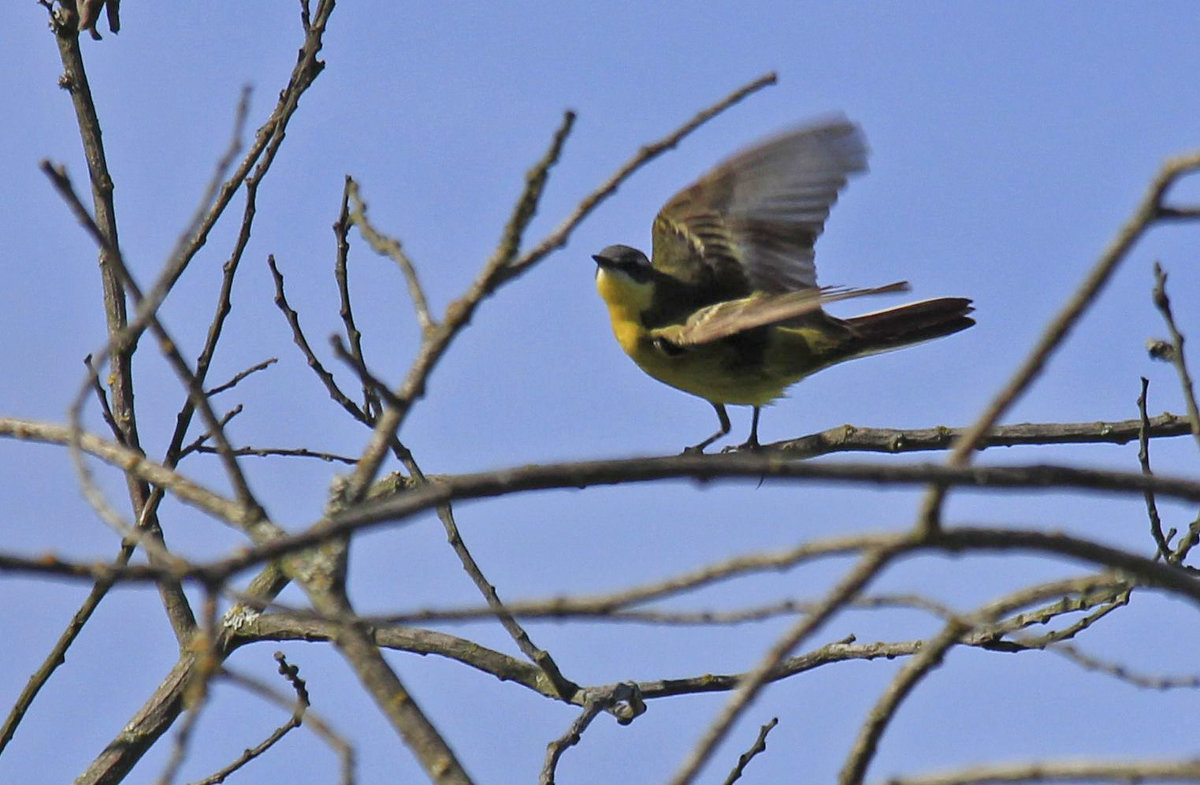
[593,244,655,313]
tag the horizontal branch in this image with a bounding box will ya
[300,458,1200,568]
[883,757,1200,785]
[7,456,1200,588]
[235,612,556,699]
[772,413,1191,456]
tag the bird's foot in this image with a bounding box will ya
[721,437,761,454]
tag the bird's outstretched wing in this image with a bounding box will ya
[664,281,909,347]
[651,117,868,295]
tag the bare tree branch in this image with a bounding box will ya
[1151,262,1200,450]
[346,177,436,333]
[919,146,1200,532]
[882,758,1200,785]
[721,717,779,785]
[670,545,902,785]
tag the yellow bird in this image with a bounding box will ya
[594,117,974,452]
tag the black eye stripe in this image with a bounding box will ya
[617,260,652,282]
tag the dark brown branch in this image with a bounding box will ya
[268,255,368,422]
[0,556,127,753]
[218,663,354,785]
[721,717,779,785]
[308,458,1200,570]
[332,176,381,420]
[346,177,435,333]
[190,654,311,785]
[85,354,123,443]
[539,690,630,785]
[205,358,277,397]
[1137,378,1171,560]
[68,8,339,782]
[1152,262,1200,451]
[177,405,243,460]
[193,444,358,465]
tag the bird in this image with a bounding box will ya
[593,116,974,453]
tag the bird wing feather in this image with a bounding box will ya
[651,117,868,294]
[667,281,910,346]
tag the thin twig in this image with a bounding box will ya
[329,334,403,412]
[840,576,1128,785]
[219,661,354,785]
[178,406,243,460]
[1010,585,1132,649]
[1048,641,1200,690]
[193,444,358,464]
[189,653,312,785]
[0,551,132,753]
[45,160,262,531]
[351,576,1124,633]
[332,176,380,420]
[1152,262,1200,451]
[268,254,368,421]
[1171,511,1200,565]
[206,358,278,397]
[345,177,436,333]
[342,109,576,503]
[1137,378,1171,560]
[84,354,124,443]
[721,717,779,785]
[415,453,580,701]
[539,695,611,785]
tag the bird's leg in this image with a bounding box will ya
[683,402,731,454]
[725,406,762,452]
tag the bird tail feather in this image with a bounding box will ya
[844,297,975,356]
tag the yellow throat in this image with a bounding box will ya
[595,267,653,355]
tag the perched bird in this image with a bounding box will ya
[593,117,974,452]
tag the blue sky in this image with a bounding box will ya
[4,3,1200,784]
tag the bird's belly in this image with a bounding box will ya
[626,336,792,407]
